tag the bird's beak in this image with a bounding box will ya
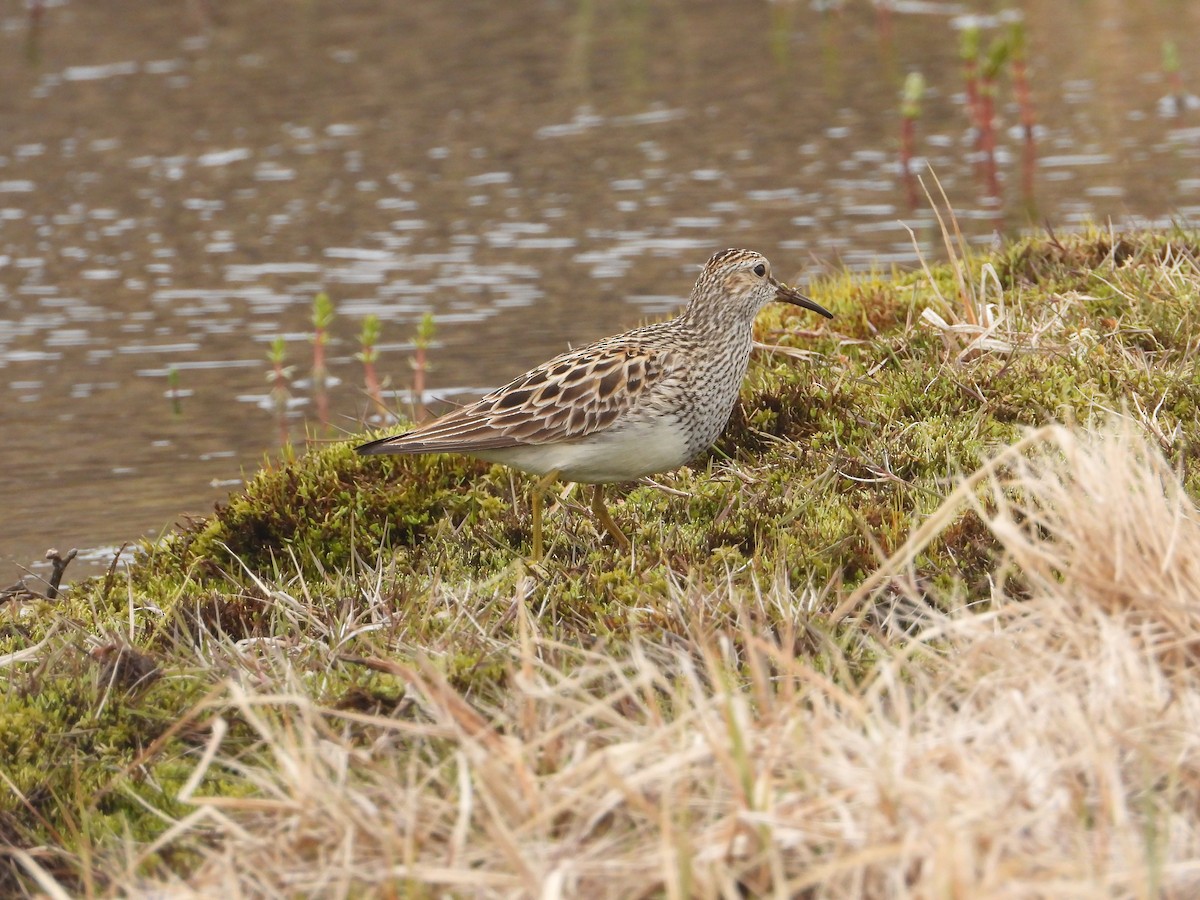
[773,279,834,319]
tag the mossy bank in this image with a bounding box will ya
[3,229,1200,892]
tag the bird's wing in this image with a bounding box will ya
[357,338,681,455]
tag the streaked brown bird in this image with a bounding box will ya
[357,248,833,559]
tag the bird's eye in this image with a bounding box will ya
[753,263,767,277]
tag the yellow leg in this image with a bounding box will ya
[591,484,631,551]
[529,470,561,562]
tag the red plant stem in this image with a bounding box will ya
[876,3,893,48]
[312,326,326,385]
[363,360,386,417]
[1169,71,1185,114]
[979,79,1000,199]
[1013,58,1036,141]
[964,61,981,133]
[25,0,45,62]
[311,323,330,427]
[364,362,380,405]
[900,117,918,211]
[412,346,427,423]
[271,362,287,403]
[1015,56,1037,202]
[271,361,290,445]
[1021,132,1036,204]
[315,383,328,428]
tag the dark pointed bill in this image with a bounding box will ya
[773,280,834,319]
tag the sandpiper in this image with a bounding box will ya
[357,248,833,559]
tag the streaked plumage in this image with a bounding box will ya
[357,248,833,558]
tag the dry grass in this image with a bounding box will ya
[25,419,1192,898]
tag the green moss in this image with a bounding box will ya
[5,228,1200,891]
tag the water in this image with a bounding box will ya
[2,0,1198,585]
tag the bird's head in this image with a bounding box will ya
[691,248,834,322]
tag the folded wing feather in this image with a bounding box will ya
[356,339,678,455]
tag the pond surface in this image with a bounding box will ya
[2,0,1198,586]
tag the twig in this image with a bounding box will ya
[101,542,130,605]
[44,548,77,600]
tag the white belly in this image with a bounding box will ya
[474,417,694,483]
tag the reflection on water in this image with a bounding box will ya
[1,0,1198,584]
